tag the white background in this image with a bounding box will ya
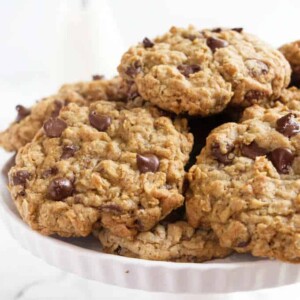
[1,0,300,299]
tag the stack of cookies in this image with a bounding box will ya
[2,26,300,263]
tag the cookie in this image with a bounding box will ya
[187,104,300,262]
[279,41,300,87]
[96,221,231,262]
[8,101,193,237]
[118,26,290,116]
[0,77,127,152]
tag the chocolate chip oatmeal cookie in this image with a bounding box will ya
[118,26,290,116]
[96,221,231,262]
[8,101,193,237]
[187,104,300,262]
[0,77,127,152]
[280,41,300,88]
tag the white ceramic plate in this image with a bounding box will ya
[1,175,300,294]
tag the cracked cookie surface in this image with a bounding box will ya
[8,101,193,237]
[187,104,300,262]
[118,26,290,116]
[0,77,127,152]
[96,221,231,262]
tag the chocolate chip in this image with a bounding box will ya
[232,27,243,33]
[291,66,300,88]
[48,177,74,200]
[92,74,104,80]
[245,59,269,77]
[43,118,67,138]
[241,141,268,160]
[61,145,79,159]
[276,113,300,138]
[42,167,58,179]
[268,148,294,174]
[177,64,201,77]
[12,170,31,186]
[100,204,123,214]
[212,28,222,33]
[142,37,154,48]
[51,101,64,118]
[244,90,266,102]
[211,143,235,165]
[207,37,228,53]
[134,219,145,231]
[89,111,112,131]
[15,105,31,123]
[125,61,142,77]
[161,206,185,224]
[137,154,160,173]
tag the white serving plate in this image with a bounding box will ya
[1,176,300,294]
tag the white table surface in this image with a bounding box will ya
[1,0,300,298]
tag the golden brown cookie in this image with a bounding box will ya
[118,26,290,116]
[9,101,193,237]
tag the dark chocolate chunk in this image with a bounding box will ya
[232,27,243,33]
[276,113,300,137]
[89,111,112,132]
[61,145,79,159]
[15,105,31,123]
[43,118,67,138]
[268,147,294,174]
[48,177,74,200]
[136,154,160,173]
[42,167,58,179]
[12,170,31,186]
[92,74,104,80]
[177,64,201,77]
[125,61,142,77]
[142,37,154,48]
[241,141,268,159]
[207,37,228,53]
[211,143,235,165]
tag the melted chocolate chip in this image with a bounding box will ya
[15,105,31,123]
[128,91,139,100]
[211,143,235,165]
[244,90,266,102]
[207,37,228,53]
[61,145,79,159]
[92,74,104,80]
[245,59,269,77]
[212,28,222,33]
[268,147,294,174]
[51,101,64,118]
[136,154,160,173]
[125,61,142,77]
[177,64,201,77]
[12,170,31,186]
[161,206,185,224]
[241,141,268,160]
[276,113,300,138]
[232,27,243,33]
[89,111,112,131]
[43,118,67,138]
[142,37,154,48]
[48,177,74,200]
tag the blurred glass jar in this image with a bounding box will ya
[51,0,124,84]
